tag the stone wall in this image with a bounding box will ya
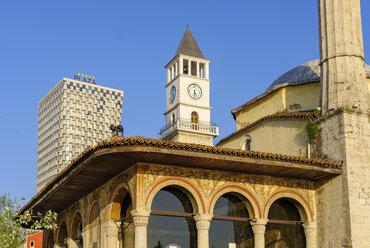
[315,110,370,247]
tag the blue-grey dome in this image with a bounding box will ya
[267,60,320,91]
[267,59,370,91]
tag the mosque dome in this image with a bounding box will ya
[267,59,370,91]
[232,59,370,117]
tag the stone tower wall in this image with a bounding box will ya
[315,110,370,247]
[317,0,370,247]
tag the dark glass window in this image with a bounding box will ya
[57,221,68,246]
[210,194,254,248]
[265,198,306,248]
[148,187,196,248]
[121,193,134,248]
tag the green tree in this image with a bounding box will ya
[0,193,57,248]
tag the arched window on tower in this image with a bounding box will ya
[241,135,252,151]
[191,112,199,130]
[171,113,176,124]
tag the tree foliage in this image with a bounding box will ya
[0,193,57,248]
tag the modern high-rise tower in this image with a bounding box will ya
[158,28,219,146]
[37,77,123,191]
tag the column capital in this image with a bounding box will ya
[194,213,213,231]
[250,218,268,234]
[131,209,151,227]
[104,221,119,237]
[303,223,317,238]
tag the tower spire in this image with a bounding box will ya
[175,28,205,59]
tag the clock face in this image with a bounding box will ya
[188,84,202,99]
[170,86,176,103]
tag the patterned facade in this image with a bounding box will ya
[37,78,123,191]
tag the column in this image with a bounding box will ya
[194,213,213,248]
[196,62,199,77]
[104,221,119,248]
[188,60,191,75]
[131,209,151,248]
[303,223,317,248]
[167,69,170,82]
[174,62,177,77]
[67,238,78,248]
[171,66,174,80]
[179,58,183,74]
[250,219,268,248]
[318,0,368,112]
[205,63,209,79]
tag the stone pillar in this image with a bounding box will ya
[174,62,177,77]
[303,223,317,248]
[167,69,170,82]
[194,213,213,248]
[205,63,209,79]
[250,219,268,248]
[67,238,77,248]
[188,60,191,75]
[196,62,199,77]
[105,221,119,248]
[131,209,151,248]
[179,58,183,74]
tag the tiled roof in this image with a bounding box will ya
[63,135,340,173]
[175,27,205,59]
[20,135,341,215]
[216,112,316,146]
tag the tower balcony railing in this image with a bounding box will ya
[159,118,219,140]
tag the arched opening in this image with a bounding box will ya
[209,193,254,248]
[171,113,176,124]
[191,112,199,130]
[71,212,83,248]
[57,221,68,248]
[120,193,134,248]
[148,186,197,248]
[241,135,252,151]
[46,230,55,248]
[89,202,101,248]
[265,198,306,248]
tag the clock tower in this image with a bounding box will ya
[158,27,218,146]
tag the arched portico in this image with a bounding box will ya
[208,184,261,218]
[56,220,68,248]
[263,190,316,248]
[145,177,205,213]
[88,202,101,248]
[45,230,55,248]
[69,211,83,248]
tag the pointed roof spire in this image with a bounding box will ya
[175,27,205,59]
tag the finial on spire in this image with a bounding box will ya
[187,24,189,28]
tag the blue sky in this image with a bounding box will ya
[0,0,369,202]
